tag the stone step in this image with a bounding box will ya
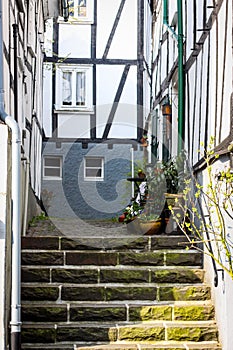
[21,283,211,302]
[21,235,194,251]
[21,321,219,344]
[21,250,202,267]
[21,341,221,350]
[75,342,221,350]
[21,267,204,284]
[21,301,215,323]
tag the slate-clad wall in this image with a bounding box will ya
[42,141,144,219]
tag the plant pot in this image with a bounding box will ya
[126,217,142,234]
[139,218,162,235]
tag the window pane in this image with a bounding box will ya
[86,158,102,167]
[44,168,61,177]
[78,0,87,17]
[62,72,72,105]
[76,72,86,105]
[86,168,102,178]
[44,158,60,167]
[68,0,74,17]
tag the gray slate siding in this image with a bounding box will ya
[42,141,144,219]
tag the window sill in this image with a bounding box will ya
[54,107,94,114]
[57,18,94,25]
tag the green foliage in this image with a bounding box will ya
[28,212,48,227]
[170,140,233,280]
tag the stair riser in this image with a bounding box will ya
[21,325,218,344]
[21,251,202,267]
[22,304,215,323]
[21,236,193,251]
[22,267,204,284]
[21,285,211,302]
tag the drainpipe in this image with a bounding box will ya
[0,1,22,349]
[177,0,184,154]
[163,0,184,154]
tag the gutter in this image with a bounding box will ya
[163,0,184,154]
[0,1,22,349]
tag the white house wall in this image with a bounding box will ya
[59,24,92,58]
[58,114,90,138]
[96,0,137,59]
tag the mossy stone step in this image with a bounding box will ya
[21,283,211,302]
[22,302,215,323]
[21,250,202,267]
[21,266,204,284]
[21,321,218,344]
[21,235,192,251]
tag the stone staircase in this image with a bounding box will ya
[21,228,221,350]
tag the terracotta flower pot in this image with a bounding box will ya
[139,218,162,235]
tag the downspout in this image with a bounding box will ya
[177,0,184,154]
[163,0,184,154]
[0,2,21,349]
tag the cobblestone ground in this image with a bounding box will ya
[26,215,129,237]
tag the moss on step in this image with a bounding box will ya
[129,305,172,321]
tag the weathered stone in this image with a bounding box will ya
[21,267,50,282]
[56,326,111,342]
[66,252,118,266]
[61,237,104,250]
[21,327,55,343]
[159,286,211,301]
[22,305,67,322]
[151,235,190,250]
[61,286,105,301]
[22,236,59,250]
[166,252,202,266]
[119,252,164,265]
[129,305,172,321]
[174,305,215,321]
[21,252,64,265]
[52,268,98,283]
[70,305,126,322]
[117,325,165,341]
[21,286,59,301]
[105,286,157,301]
[100,269,149,283]
[167,326,218,341]
[151,269,204,284]
[102,237,149,251]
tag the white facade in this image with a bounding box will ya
[150,1,233,349]
[0,0,61,347]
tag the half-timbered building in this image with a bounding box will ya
[42,0,152,220]
[149,1,233,349]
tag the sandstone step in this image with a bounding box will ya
[21,235,193,251]
[21,283,211,302]
[21,267,204,284]
[22,301,215,323]
[21,250,202,267]
[21,341,221,350]
[21,321,219,344]
[75,341,221,349]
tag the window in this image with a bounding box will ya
[68,0,93,23]
[84,157,104,181]
[56,65,93,111]
[43,156,62,179]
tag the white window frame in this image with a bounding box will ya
[84,157,104,181]
[43,156,63,180]
[55,64,93,112]
[66,0,94,23]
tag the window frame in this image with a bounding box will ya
[64,0,94,24]
[84,157,104,181]
[43,156,63,180]
[55,64,93,112]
